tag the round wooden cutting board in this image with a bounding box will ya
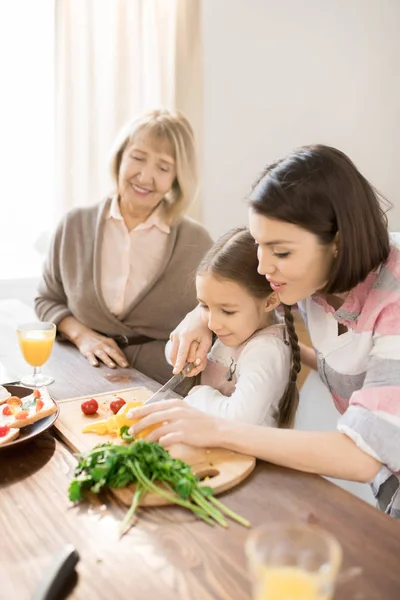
[55,387,256,507]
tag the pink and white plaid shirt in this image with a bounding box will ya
[299,233,400,517]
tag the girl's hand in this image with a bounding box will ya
[76,331,128,369]
[127,400,222,448]
[169,306,212,375]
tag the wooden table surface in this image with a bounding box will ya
[0,300,400,600]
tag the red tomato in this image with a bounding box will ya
[81,399,99,415]
[36,399,44,412]
[15,410,29,420]
[0,425,10,437]
[2,405,12,416]
[109,398,126,414]
[33,389,41,399]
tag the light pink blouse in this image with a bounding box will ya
[100,196,170,316]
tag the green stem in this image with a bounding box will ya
[161,483,215,527]
[209,496,251,528]
[119,484,144,537]
[128,461,215,526]
[191,490,228,528]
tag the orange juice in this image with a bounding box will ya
[18,330,55,366]
[253,566,331,600]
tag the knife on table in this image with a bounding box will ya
[32,544,80,600]
[145,363,195,405]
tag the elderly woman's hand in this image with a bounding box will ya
[76,330,128,368]
[169,306,212,376]
[57,316,129,368]
[127,399,222,448]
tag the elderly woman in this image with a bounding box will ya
[35,109,212,383]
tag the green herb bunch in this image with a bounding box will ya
[68,440,250,535]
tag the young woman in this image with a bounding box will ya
[128,144,400,518]
[35,109,212,383]
[165,227,300,427]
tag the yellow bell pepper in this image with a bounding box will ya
[82,420,109,435]
[82,400,160,439]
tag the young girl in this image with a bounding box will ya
[168,227,301,427]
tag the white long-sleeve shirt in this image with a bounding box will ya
[166,324,291,426]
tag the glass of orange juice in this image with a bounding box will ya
[17,322,56,386]
[246,522,342,600]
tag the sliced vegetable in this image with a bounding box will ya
[33,389,41,399]
[7,396,22,406]
[0,425,10,437]
[119,426,134,442]
[2,405,12,416]
[81,400,160,439]
[81,399,99,415]
[35,399,44,412]
[15,410,29,420]
[82,420,109,435]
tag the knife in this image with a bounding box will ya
[32,544,80,600]
[145,363,194,405]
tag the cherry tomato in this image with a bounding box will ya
[0,425,10,437]
[7,396,22,406]
[81,399,99,415]
[15,410,29,420]
[36,399,44,412]
[110,398,126,414]
[2,405,12,416]
[33,389,41,399]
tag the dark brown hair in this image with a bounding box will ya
[197,228,300,428]
[249,145,390,294]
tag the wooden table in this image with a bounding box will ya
[1,300,400,599]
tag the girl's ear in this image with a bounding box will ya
[265,292,280,312]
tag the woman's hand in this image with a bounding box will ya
[76,331,128,368]
[58,316,128,368]
[127,399,222,448]
[169,306,212,376]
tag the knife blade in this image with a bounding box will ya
[145,363,194,405]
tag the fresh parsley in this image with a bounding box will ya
[21,397,37,410]
[68,440,250,535]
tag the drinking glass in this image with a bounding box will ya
[17,322,56,386]
[246,522,342,600]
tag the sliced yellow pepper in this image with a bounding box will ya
[82,420,109,435]
[82,400,160,439]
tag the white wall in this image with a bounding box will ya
[201,0,400,239]
[0,0,55,280]
[201,0,399,505]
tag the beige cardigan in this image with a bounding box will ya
[35,198,212,383]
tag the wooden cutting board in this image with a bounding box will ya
[54,387,256,507]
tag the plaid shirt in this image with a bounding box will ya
[299,234,400,518]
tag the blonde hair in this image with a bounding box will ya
[109,108,197,224]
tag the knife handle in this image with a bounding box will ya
[32,544,80,600]
[182,362,196,376]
